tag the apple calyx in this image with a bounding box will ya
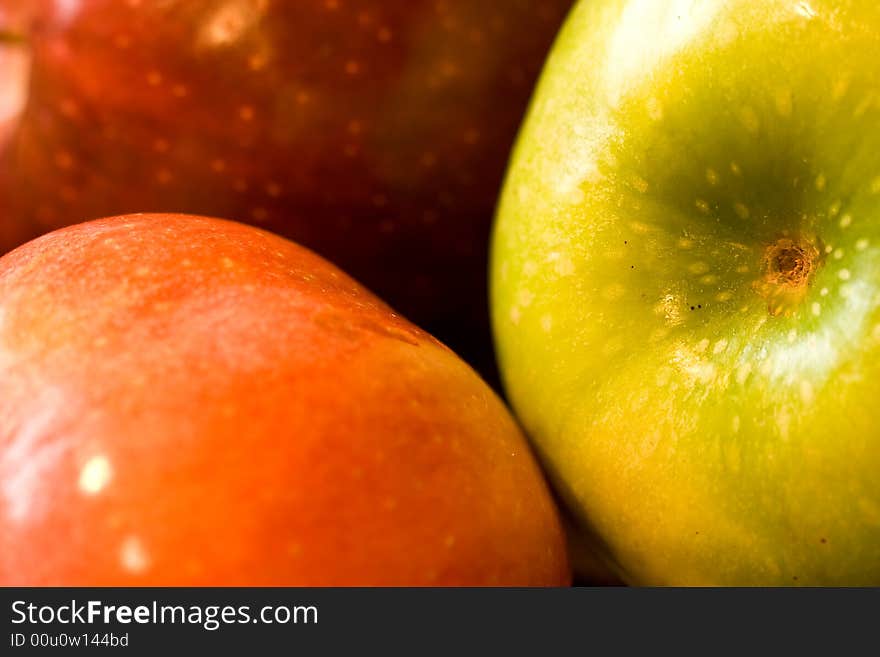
[756,235,822,316]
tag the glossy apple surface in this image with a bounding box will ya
[491,0,880,585]
[0,0,573,381]
[0,213,569,586]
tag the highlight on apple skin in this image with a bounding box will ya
[491,0,880,585]
[0,213,570,586]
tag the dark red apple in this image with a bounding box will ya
[0,0,573,381]
[0,213,570,586]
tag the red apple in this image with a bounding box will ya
[0,0,573,381]
[0,213,569,586]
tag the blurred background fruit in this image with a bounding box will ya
[0,213,570,586]
[0,0,574,384]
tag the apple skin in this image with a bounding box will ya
[0,214,570,586]
[0,15,29,149]
[0,0,573,382]
[491,0,880,585]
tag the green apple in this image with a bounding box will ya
[491,0,880,585]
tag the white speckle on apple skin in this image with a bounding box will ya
[566,186,586,204]
[794,2,818,20]
[735,362,752,385]
[834,70,853,100]
[647,96,664,121]
[839,214,852,228]
[739,106,760,133]
[120,535,151,575]
[602,337,624,357]
[855,238,869,251]
[650,327,669,343]
[548,252,575,277]
[812,302,821,316]
[671,347,716,386]
[800,380,815,404]
[198,1,264,48]
[775,88,793,117]
[654,367,671,387]
[78,454,113,496]
[775,409,791,441]
[516,289,535,307]
[838,269,851,280]
[602,284,626,301]
[653,293,682,325]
